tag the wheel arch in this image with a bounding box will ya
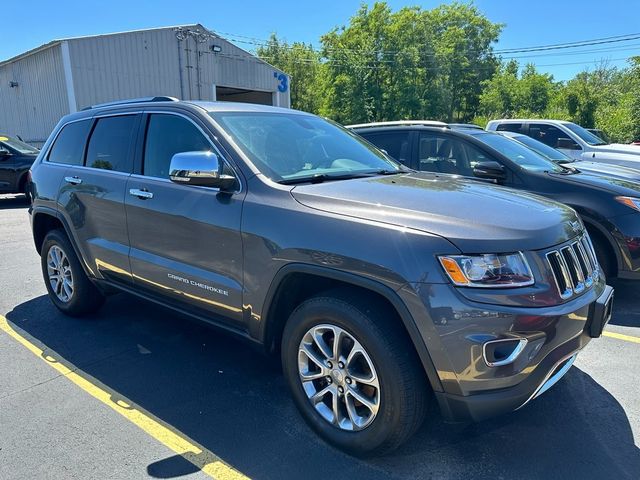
[259,263,443,393]
[581,216,620,277]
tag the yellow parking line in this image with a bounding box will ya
[603,331,640,344]
[0,315,250,480]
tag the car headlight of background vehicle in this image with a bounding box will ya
[616,196,640,212]
[439,252,534,287]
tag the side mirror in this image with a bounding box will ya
[473,160,506,181]
[557,137,581,150]
[169,151,237,191]
[0,149,11,159]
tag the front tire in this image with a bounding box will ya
[41,229,105,316]
[281,292,429,456]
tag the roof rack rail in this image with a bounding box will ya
[346,120,449,129]
[81,96,179,111]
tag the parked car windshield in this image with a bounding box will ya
[209,112,401,183]
[513,134,574,163]
[564,123,608,146]
[475,133,565,173]
[0,135,39,154]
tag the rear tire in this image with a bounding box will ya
[281,291,429,456]
[41,229,105,316]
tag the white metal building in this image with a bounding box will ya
[0,24,291,146]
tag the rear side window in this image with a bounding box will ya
[360,131,411,165]
[47,120,91,165]
[143,114,211,178]
[86,115,136,172]
[496,123,523,133]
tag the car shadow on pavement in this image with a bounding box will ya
[607,280,640,328]
[0,194,29,210]
[6,294,640,480]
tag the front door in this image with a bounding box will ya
[125,112,245,325]
[0,144,15,191]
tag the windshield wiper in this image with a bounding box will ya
[279,168,405,185]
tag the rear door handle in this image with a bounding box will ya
[64,176,82,185]
[129,188,153,200]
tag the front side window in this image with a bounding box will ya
[209,112,400,183]
[360,131,411,165]
[143,114,212,178]
[514,134,572,162]
[417,133,488,176]
[86,116,136,172]
[475,133,565,173]
[47,120,91,165]
[528,124,579,150]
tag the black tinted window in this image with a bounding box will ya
[143,114,211,178]
[361,131,411,165]
[417,133,488,176]
[496,123,523,133]
[47,120,91,165]
[86,116,136,172]
[528,124,578,149]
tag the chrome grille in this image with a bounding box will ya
[546,234,599,300]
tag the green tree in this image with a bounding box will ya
[257,35,322,113]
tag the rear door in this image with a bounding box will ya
[125,111,245,326]
[57,113,139,285]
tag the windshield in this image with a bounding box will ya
[0,135,39,154]
[564,123,607,146]
[513,134,573,163]
[209,112,401,182]
[476,133,565,173]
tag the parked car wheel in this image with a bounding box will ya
[588,230,614,279]
[281,291,429,456]
[41,229,105,316]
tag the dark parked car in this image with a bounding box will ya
[353,123,640,280]
[29,99,613,455]
[0,134,39,197]
[498,130,640,181]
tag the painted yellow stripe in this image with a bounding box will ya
[603,330,640,344]
[0,315,249,480]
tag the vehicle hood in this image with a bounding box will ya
[291,172,580,253]
[548,169,640,196]
[568,161,640,181]
[589,144,640,162]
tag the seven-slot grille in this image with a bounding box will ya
[546,234,599,300]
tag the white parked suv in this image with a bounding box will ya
[486,119,640,170]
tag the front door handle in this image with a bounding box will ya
[129,188,153,200]
[64,176,82,185]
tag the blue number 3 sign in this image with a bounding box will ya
[274,72,288,92]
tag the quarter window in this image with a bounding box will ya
[47,120,91,165]
[86,116,136,172]
[143,114,211,178]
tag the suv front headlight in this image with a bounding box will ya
[438,252,534,288]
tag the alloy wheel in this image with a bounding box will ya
[297,324,381,431]
[47,245,74,302]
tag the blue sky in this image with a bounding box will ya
[2,0,639,81]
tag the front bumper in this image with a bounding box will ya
[401,280,614,422]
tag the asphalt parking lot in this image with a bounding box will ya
[0,193,639,479]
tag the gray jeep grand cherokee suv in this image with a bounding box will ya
[29,98,614,455]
